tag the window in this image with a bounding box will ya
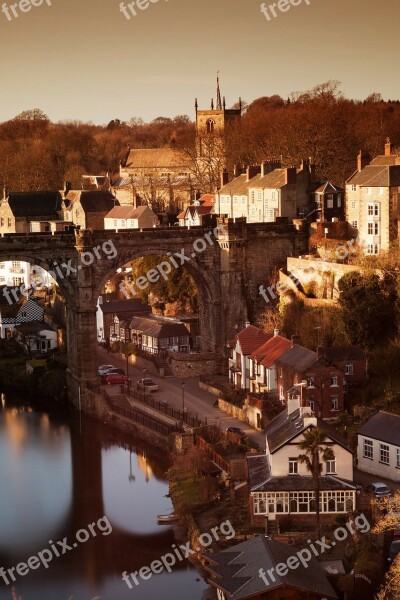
[233,196,238,204]
[378,187,384,195]
[253,492,267,514]
[7,218,11,227]
[345,364,353,375]
[380,444,390,465]
[352,220,358,229]
[327,197,334,208]
[279,386,284,401]
[337,195,342,207]
[366,187,372,194]
[351,185,357,192]
[0,218,3,227]
[326,459,336,474]
[289,458,298,475]
[351,201,356,209]
[130,220,135,228]
[251,191,255,203]
[331,396,339,411]
[368,223,373,235]
[121,219,126,228]
[397,448,400,469]
[374,222,379,235]
[331,376,338,386]
[363,439,373,459]
[367,244,379,255]
[113,220,118,227]
[307,377,315,388]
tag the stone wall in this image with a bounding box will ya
[167,351,220,377]
[217,398,247,423]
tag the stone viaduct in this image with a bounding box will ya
[0,218,308,405]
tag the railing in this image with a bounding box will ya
[101,388,179,437]
[126,387,204,428]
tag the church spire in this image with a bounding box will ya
[216,72,222,110]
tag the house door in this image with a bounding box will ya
[256,412,261,429]
[267,495,276,521]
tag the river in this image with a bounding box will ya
[0,397,209,600]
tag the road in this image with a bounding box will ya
[97,348,266,451]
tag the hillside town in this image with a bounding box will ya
[0,82,399,600]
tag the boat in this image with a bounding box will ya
[157,513,179,524]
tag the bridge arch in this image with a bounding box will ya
[92,245,223,354]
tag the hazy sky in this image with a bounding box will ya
[0,0,399,124]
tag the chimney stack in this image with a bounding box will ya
[291,334,301,346]
[385,137,395,156]
[245,321,251,328]
[220,168,229,188]
[261,159,282,177]
[285,167,297,185]
[357,150,371,171]
[246,165,261,182]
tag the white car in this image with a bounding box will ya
[136,378,159,392]
[98,365,115,377]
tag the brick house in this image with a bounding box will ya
[275,343,345,419]
[317,346,367,389]
[0,191,62,234]
[62,190,117,229]
[205,535,338,600]
[248,400,356,529]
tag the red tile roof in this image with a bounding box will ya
[231,325,271,355]
[249,335,292,367]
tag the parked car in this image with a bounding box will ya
[104,373,131,385]
[388,540,400,562]
[136,378,159,392]
[98,364,115,376]
[101,368,125,383]
[364,483,392,498]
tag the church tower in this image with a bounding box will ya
[195,76,242,136]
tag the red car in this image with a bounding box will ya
[104,373,131,385]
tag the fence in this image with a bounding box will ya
[126,387,204,428]
[101,389,179,437]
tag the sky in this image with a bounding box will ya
[0,0,399,124]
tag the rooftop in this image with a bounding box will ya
[358,411,400,446]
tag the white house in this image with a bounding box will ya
[14,322,57,355]
[0,296,45,339]
[104,205,159,230]
[0,260,54,290]
[248,397,356,527]
[357,411,400,482]
[228,323,271,390]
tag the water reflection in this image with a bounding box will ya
[0,401,208,600]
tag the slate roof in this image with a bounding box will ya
[347,164,400,187]
[276,344,317,372]
[265,407,352,454]
[248,169,289,190]
[205,536,337,600]
[130,315,190,338]
[79,191,117,212]
[100,299,150,315]
[218,174,252,196]
[319,346,366,362]
[123,148,189,169]
[358,411,400,446]
[249,335,292,367]
[229,325,271,355]
[252,475,357,493]
[105,205,151,219]
[315,181,344,194]
[6,192,62,218]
